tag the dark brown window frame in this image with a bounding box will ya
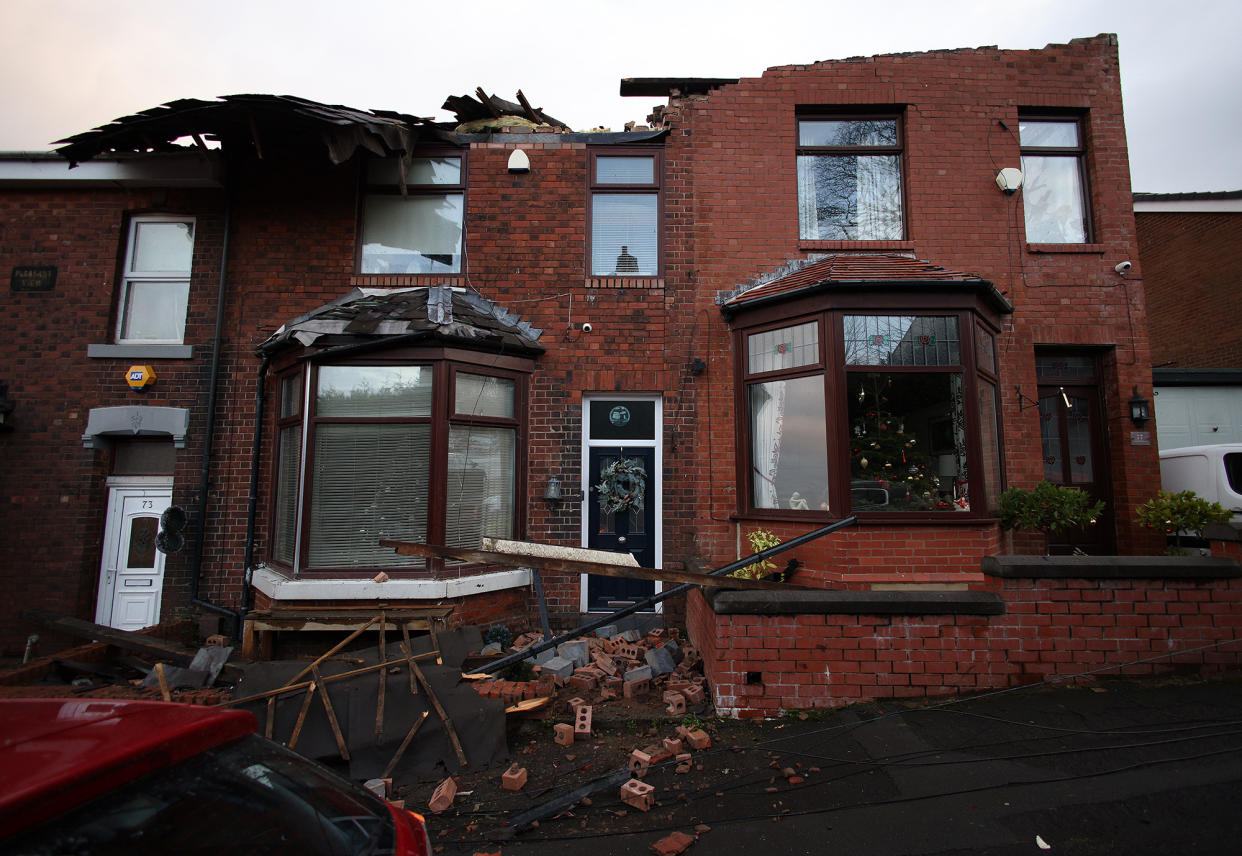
[266,346,531,578]
[587,147,664,278]
[1017,111,1094,245]
[795,111,908,242]
[356,147,468,276]
[731,290,1004,523]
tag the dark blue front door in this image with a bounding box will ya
[586,446,655,611]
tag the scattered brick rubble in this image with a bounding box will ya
[469,627,710,719]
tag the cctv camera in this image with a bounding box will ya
[580,322,593,333]
[1114,260,1132,274]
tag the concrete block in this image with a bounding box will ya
[554,723,575,747]
[645,645,676,676]
[594,624,618,639]
[617,629,642,643]
[623,664,652,683]
[541,655,575,679]
[429,776,457,813]
[620,779,655,811]
[557,640,589,668]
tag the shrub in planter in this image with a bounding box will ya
[1135,490,1230,554]
[730,528,781,580]
[999,481,1105,555]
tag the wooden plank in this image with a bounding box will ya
[153,663,172,702]
[379,541,812,591]
[381,710,429,779]
[278,614,382,690]
[399,634,417,695]
[244,619,426,633]
[264,697,277,739]
[409,660,468,768]
[20,609,243,682]
[376,611,387,739]
[252,605,453,616]
[312,665,350,762]
[287,682,316,749]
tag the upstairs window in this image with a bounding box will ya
[1020,116,1090,243]
[797,117,904,241]
[361,156,464,274]
[117,215,195,344]
[590,151,661,276]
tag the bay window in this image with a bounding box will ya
[271,358,525,574]
[738,304,1003,517]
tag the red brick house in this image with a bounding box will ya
[8,37,1224,714]
[1134,190,1242,448]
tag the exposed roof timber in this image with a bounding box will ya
[619,77,739,97]
[441,90,568,129]
[53,94,433,167]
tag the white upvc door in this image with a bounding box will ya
[95,481,172,631]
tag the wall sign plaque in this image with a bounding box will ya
[10,266,57,292]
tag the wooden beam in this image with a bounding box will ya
[312,665,350,762]
[381,711,429,779]
[410,660,468,768]
[515,90,541,123]
[20,609,243,682]
[379,541,812,591]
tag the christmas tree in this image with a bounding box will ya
[848,374,940,508]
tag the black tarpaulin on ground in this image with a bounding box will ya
[233,626,507,780]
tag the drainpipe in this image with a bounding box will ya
[188,165,244,637]
[240,353,270,617]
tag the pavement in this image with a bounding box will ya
[417,672,1242,855]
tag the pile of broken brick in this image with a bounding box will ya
[471,625,708,713]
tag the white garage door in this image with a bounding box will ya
[1154,386,1242,450]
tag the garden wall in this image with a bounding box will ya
[688,554,1242,717]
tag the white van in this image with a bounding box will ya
[1158,444,1242,520]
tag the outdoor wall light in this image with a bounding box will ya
[543,475,563,502]
[1128,386,1151,427]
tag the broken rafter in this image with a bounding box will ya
[379,541,813,592]
[475,87,503,118]
[220,651,439,707]
[515,90,540,124]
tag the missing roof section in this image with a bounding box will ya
[54,94,433,167]
[442,88,569,133]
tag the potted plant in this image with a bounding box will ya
[999,481,1105,555]
[1135,490,1231,554]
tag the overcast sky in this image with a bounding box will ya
[1,0,1238,193]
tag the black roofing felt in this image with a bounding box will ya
[259,287,544,357]
[54,94,430,166]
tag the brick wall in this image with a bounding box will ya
[1136,210,1242,368]
[658,34,1161,573]
[690,571,1242,716]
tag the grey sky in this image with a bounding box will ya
[1,0,1238,193]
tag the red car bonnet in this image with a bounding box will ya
[0,700,256,838]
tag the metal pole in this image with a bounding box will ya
[480,517,856,675]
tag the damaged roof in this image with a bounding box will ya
[720,254,1011,317]
[54,94,430,167]
[442,88,568,131]
[259,286,544,356]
